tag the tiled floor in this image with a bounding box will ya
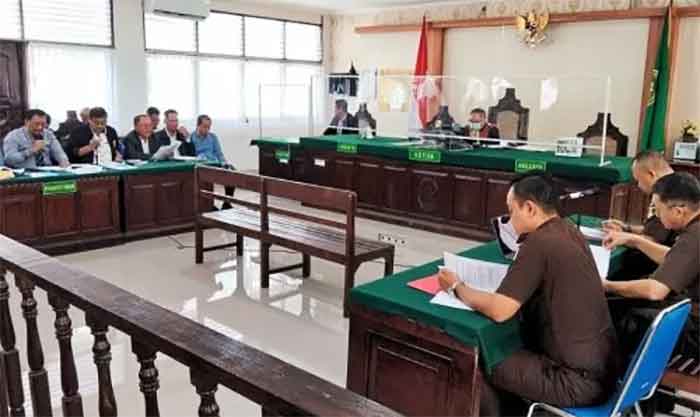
[2,198,693,416]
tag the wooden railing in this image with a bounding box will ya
[0,235,401,417]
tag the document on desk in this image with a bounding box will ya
[589,244,611,279]
[579,225,606,241]
[151,142,181,161]
[429,253,510,310]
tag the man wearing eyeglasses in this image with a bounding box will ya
[68,107,121,164]
[604,172,699,371]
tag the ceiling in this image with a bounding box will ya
[242,0,480,13]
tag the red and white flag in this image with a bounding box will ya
[409,17,438,133]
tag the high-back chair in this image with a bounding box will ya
[526,299,692,417]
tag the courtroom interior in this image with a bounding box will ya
[0,0,698,416]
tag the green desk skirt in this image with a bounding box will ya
[350,234,624,373]
[252,135,633,183]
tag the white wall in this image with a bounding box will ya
[443,20,648,152]
[669,17,700,147]
[110,0,325,170]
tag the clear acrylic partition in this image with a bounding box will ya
[258,73,614,166]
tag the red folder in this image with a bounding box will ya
[407,275,441,295]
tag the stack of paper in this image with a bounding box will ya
[580,226,606,241]
[429,253,509,310]
[589,244,612,279]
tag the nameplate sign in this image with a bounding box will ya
[337,143,358,154]
[409,149,442,163]
[514,159,547,173]
[43,180,77,196]
[275,150,290,164]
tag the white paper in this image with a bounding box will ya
[151,142,181,161]
[100,161,135,170]
[443,252,510,293]
[173,156,200,161]
[589,244,611,279]
[430,291,472,310]
[580,226,606,241]
[65,164,103,175]
[497,219,520,254]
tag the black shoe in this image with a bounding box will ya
[221,202,232,210]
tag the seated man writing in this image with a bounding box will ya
[3,109,70,169]
[603,151,675,279]
[604,172,699,362]
[439,174,619,416]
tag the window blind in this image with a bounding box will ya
[145,13,196,52]
[198,12,242,56]
[22,0,112,46]
[285,22,322,62]
[244,17,284,59]
[0,0,22,40]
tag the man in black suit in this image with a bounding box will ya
[122,114,160,160]
[67,107,120,164]
[323,99,358,135]
[154,109,195,157]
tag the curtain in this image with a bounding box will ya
[27,43,115,129]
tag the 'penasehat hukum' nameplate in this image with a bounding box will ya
[43,180,77,196]
[514,159,547,173]
[409,149,442,163]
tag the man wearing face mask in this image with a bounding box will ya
[463,108,500,140]
[3,109,70,169]
[67,107,121,164]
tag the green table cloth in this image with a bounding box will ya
[252,135,633,183]
[350,225,623,373]
[0,160,206,185]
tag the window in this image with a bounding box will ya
[245,61,282,119]
[0,0,22,40]
[198,13,242,56]
[21,0,112,46]
[144,13,196,53]
[144,11,322,63]
[27,43,115,128]
[244,17,284,59]
[198,58,243,119]
[285,23,322,62]
[146,54,196,120]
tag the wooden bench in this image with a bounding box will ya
[194,166,395,317]
[659,302,700,411]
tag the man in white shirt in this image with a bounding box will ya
[154,109,195,157]
[123,114,159,160]
[67,107,120,164]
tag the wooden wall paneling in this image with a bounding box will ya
[292,154,307,182]
[485,174,513,221]
[355,8,668,33]
[626,184,651,225]
[78,177,120,235]
[411,168,452,219]
[157,177,185,225]
[1,184,43,242]
[382,164,411,212]
[124,176,158,231]
[333,157,356,191]
[356,161,382,207]
[452,172,486,227]
[43,193,80,239]
[306,151,333,187]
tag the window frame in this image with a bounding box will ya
[0,0,115,48]
[143,9,323,65]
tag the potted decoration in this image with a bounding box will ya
[681,120,698,142]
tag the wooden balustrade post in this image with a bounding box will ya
[85,314,117,417]
[190,370,220,417]
[15,274,52,417]
[131,341,160,417]
[0,267,25,417]
[48,294,84,417]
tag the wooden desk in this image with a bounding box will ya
[671,161,700,177]
[254,136,635,240]
[0,175,121,254]
[0,161,210,254]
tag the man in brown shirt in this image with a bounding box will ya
[439,174,619,416]
[605,172,700,360]
[604,151,676,279]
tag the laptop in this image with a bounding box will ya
[491,215,520,260]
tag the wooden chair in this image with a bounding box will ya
[488,88,530,140]
[194,166,395,317]
[577,113,629,157]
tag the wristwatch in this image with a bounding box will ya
[447,280,462,296]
